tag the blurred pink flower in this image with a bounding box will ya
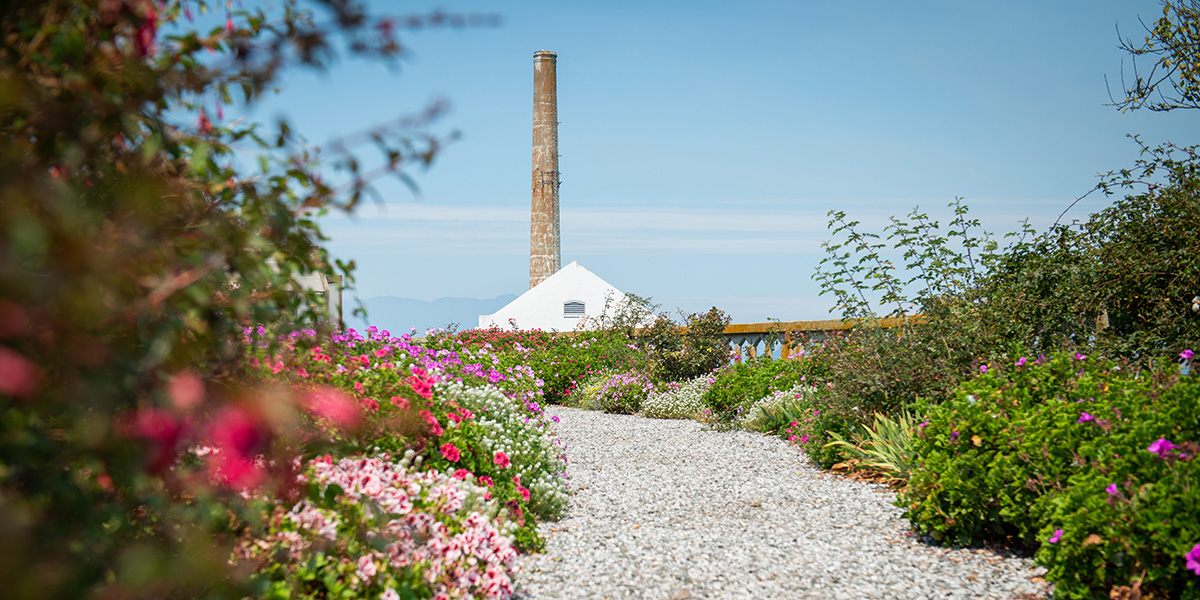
[0,345,40,398]
[493,451,511,469]
[302,387,360,429]
[1048,529,1063,543]
[167,372,205,411]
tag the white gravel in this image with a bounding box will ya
[513,406,1053,600]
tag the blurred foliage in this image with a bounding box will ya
[0,1,477,597]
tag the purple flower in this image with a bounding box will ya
[918,420,930,429]
[1148,438,1179,458]
[1048,529,1064,544]
[1186,544,1200,576]
[1077,412,1095,424]
[950,431,959,442]
[1105,483,1119,496]
[1182,349,1195,361]
[1073,352,1087,361]
[1016,357,1027,367]
[979,364,989,374]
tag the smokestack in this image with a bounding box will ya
[530,50,560,289]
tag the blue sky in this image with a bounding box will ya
[248,0,1198,326]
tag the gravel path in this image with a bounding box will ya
[513,406,1053,600]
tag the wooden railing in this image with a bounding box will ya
[722,316,918,362]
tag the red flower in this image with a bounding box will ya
[440,442,461,462]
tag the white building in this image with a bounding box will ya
[478,261,629,332]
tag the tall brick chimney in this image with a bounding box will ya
[529,50,561,289]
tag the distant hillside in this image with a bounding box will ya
[348,294,518,335]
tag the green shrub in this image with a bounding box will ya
[1034,372,1200,599]
[900,352,1155,548]
[702,357,808,422]
[639,307,731,383]
[736,383,815,431]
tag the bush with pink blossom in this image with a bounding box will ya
[237,455,519,600]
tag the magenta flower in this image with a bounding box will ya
[1105,483,1119,496]
[1016,356,1027,367]
[1186,544,1200,576]
[1077,412,1095,424]
[1048,529,1064,544]
[440,442,461,463]
[979,364,989,374]
[1148,438,1179,458]
[1073,352,1087,361]
[1182,349,1195,361]
[950,431,960,442]
[551,415,560,423]
[799,434,809,444]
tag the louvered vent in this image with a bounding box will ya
[563,301,585,318]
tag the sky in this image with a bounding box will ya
[242,0,1199,327]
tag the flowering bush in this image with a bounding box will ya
[563,369,619,410]
[246,327,568,551]
[594,370,656,415]
[641,375,712,420]
[434,383,570,521]
[237,455,519,600]
[901,352,1155,548]
[1033,372,1200,599]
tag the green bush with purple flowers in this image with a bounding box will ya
[901,350,1200,598]
[1035,372,1200,599]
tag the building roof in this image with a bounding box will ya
[478,261,626,332]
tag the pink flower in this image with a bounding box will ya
[1016,356,1027,367]
[493,451,511,469]
[478,476,494,488]
[452,468,470,480]
[359,397,379,412]
[354,381,365,394]
[1073,352,1087,361]
[950,431,960,442]
[799,434,809,444]
[979,364,988,374]
[1186,544,1200,576]
[1148,438,1179,459]
[390,395,409,410]
[203,406,265,489]
[302,387,360,429]
[0,346,40,398]
[1182,349,1195,361]
[166,372,205,411]
[419,410,444,437]
[381,588,400,600]
[1077,412,1094,424]
[440,442,461,463]
[1048,529,1064,544]
[1105,483,1119,496]
[512,476,530,501]
[356,555,377,581]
